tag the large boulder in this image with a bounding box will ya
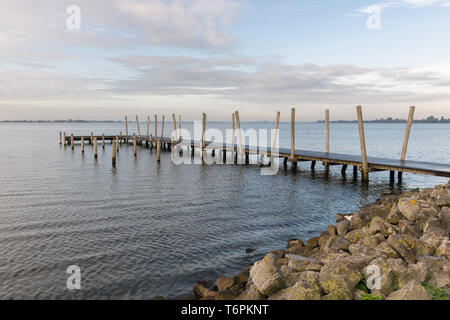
[385,280,432,300]
[217,277,235,292]
[285,254,322,272]
[387,234,417,264]
[249,253,286,296]
[336,220,350,236]
[398,198,421,221]
[436,190,450,207]
[369,216,396,237]
[268,281,321,300]
[236,284,266,300]
[363,258,395,296]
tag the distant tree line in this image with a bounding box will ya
[317,116,450,123]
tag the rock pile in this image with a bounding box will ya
[191,181,450,300]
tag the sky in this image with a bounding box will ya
[1,0,450,121]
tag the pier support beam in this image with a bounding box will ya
[356,106,369,182]
[136,115,141,137]
[71,134,74,150]
[341,164,348,174]
[94,138,98,159]
[201,113,207,163]
[59,132,62,145]
[133,134,137,157]
[399,106,415,180]
[64,132,67,146]
[290,108,297,170]
[81,136,85,153]
[112,141,116,167]
[156,140,161,162]
[125,116,128,142]
[235,111,243,164]
[311,160,316,170]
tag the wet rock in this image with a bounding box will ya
[245,248,255,254]
[287,239,303,249]
[305,236,320,248]
[336,219,350,237]
[235,265,251,284]
[386,280,432,300]
[193,280,216,299]
[249,253,286,296]
[217,277,235,292]
[269,281,321,300]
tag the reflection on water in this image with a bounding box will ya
[0,122,448,299]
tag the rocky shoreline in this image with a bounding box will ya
[187,181,450,300]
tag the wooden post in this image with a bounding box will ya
[116,136,119,152]
[64,132,67,146]
[156,139,161,161]
[133,134,137,157]
[290,108,297,169]
[161,115,165,139]
[201,113,207,162]
[70,134,74,150]
[178,115,182,141]
[398,106,415,180]
[125,116,128,141]
[356,106,369,182]
[136,115,141,137]
[94,137,98,159]
[311,160,316,170]
[112,141,116,167]
[231,113,236,159]
[119,132,122,145]
[59,131,62,145]
[325,109,330,153]
[154,115,158,141]
[146,116,150,137]
[171,113,177,141]
[81,136,85,153]
[90,132,93,145]
[150,134,153,150]
[102,134,105,149]
[270,111,280,161]
[235,111,243,162]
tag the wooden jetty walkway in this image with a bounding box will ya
[60,106,450,182]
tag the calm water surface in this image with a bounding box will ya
[0,122,448,299]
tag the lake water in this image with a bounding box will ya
[0,121,448,299]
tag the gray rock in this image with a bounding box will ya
[398,198,421,221]
[386,280,432,300]
[249,253,286,296]
[386,205,402,224]
[329,236,351,252]
[437,190,450,206]
[236,284,266,300]
[336,220,350,236]
[269,281,321,300]
[387,234,417,264]
[328,225,337,236]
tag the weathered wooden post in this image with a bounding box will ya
[324,109,330,172]
[146,116,150,137]
[81,136,85,153]
[200,113,207,162]
[178,115,182,141]
[235,111,243,164]
[116,136,119,152]
[102,134,105,149]
[161,115,165,138]
[150,134,153,150]
[59,131,62,145]
[136,115,141,137]
[90,132,93,145]
[171,113,177,142]
[70,134,74,150]
[290,108,297,169]
[112,141,116,167]
[156,139,161,161]
[94,137,98,159]
[231,113,236,162]
[64,132,67,146]
[398,106,415,180]
[356,106,369,182]
[133,134,137,157]
[154,115,158,142]
[125,116,129,142]
[270,111,281,163]
[119,132,123,145]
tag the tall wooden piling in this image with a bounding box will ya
[270,111,281,160]
[146,116,150,137]
[70,134,74,150]
[356,106,369,182]
[64,132,67,146]
[81,136,85,153]
[59,131,62,145]
[133,134,137,157]
[171,114,177,141]
[235,111,243,162]
[398,106,415,180]
[112,141,116,167]
[125,116,129,141]
[161,115,165,138]
[119,132,122,145]
[201,113,207,162]
[324,109,330,171]
[154,115,158,141]
[290,108,297,169]
[102,134,105,149]
[178,115,182,141]
[90,132,93,145]
[94,137,98,159]
[116,136,119,152]
[135,115,141,137]
[231,113,236,160]
[156,139,161,161]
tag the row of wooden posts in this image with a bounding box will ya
[59,106,416,182]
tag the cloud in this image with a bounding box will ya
[358,0,450,12]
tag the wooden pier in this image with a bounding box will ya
[60,106,450,182]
